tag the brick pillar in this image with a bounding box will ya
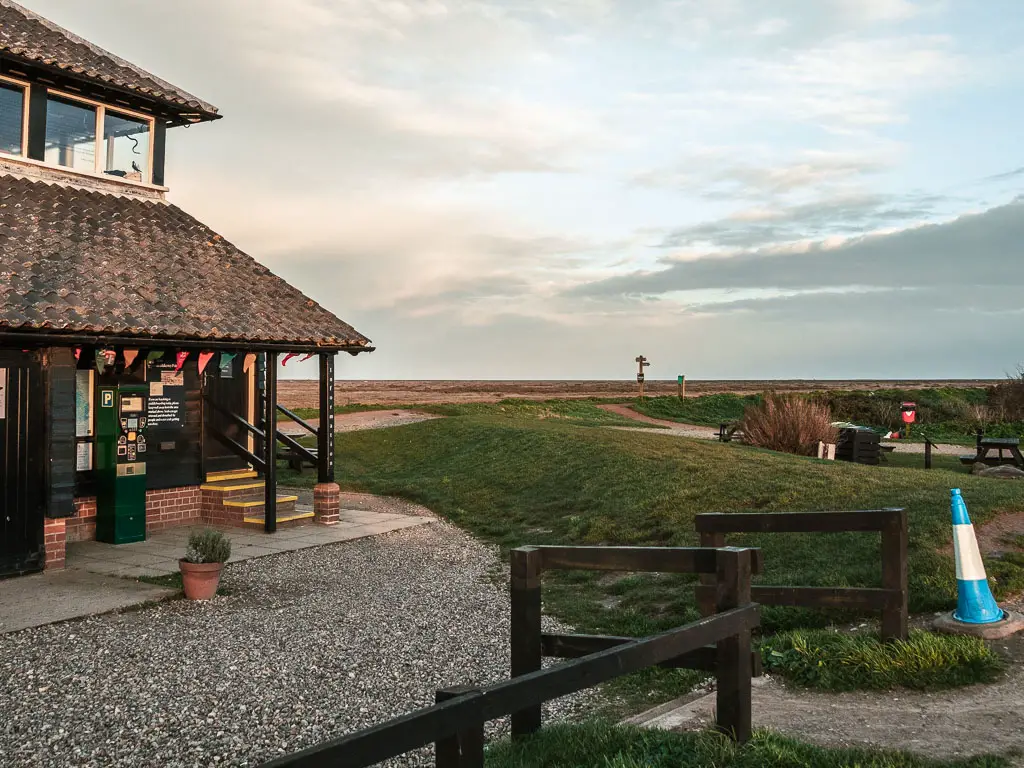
[44,518,67,570]
[313,482,341,525]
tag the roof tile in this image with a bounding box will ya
[0,0,218,119]
[0,175,371,349]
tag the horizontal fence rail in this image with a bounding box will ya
[261,545,761,768]
[512,544,761,749]
[694,509,908,641]
[261,606,760,768]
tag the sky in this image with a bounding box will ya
[25,0,1024,380]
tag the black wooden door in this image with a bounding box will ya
[0,351,45,578]
[202,355,250,475]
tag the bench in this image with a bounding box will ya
[718,422,744,443]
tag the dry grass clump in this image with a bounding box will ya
[740,392,838,456]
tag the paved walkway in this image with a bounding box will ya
[67,509,431,578]
[0,570,175,634]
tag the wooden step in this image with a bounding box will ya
[205,469,258,483]
[224,494,298,509]
[242,510,315,528]
[200,478,266,493]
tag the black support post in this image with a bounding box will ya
[263,352,277,533]
[27,86,47,161]
[510,547,543,738]
[318,353,335,483]
[151,122,167,187]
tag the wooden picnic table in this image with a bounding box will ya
[959,436,1024,468]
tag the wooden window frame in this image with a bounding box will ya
[44,87,156,185]
[0,73,31,158]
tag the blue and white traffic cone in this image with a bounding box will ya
[950,489,1004,624]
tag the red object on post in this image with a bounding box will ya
[901,402,916,424]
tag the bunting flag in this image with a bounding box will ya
[74,348,81,361]
[174,351,189,373]
[281,352,300,367]
[123,349,139,369]
[299,353,315,363]
[197,351,215,375]
[242,352,257,374]
[147,350,164,362]
[219,352,237,367]
[95,349,116,373]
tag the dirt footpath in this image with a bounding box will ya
[637,606,1024,765]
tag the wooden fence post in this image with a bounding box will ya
[880,509,909,641]
[714,547,753,744]
[924,439,932,470]
[435,686,484,768]
[510,547,543,738]
[697,531,726,617]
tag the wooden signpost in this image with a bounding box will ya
[678,374,686,400]
[635,355,650,398]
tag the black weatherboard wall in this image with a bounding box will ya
[45,347,76,518]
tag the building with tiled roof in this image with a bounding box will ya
[0,2,369,577]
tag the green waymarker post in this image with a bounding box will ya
[95,384,149,544]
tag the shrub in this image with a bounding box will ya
[988,365,1024,421]
[761,629,1003,691]
[184,528,232,564]
[739,393,838,456]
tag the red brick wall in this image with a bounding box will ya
[65,485,203,544]
[44,518,66,570]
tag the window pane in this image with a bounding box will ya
[0,82,24,156]
[45,95,96,172]
[102,110,150,181]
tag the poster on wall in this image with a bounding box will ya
[147,364,186,429]
[0,368,6,420]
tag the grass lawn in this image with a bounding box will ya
[761,629,1004,691]
[280,399,1024,709]
[486,723,1010,768]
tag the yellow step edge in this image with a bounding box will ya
[200,481,266,492]
[205,469,258,482]
[224,495,299,508]
[243,511,315,524]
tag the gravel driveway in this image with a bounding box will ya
[0,522,591,767]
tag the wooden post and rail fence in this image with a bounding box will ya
[261,544,761,768]
[695,508,908,641]
[260,509,909,766]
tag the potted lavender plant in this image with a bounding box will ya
[179,529,232,600]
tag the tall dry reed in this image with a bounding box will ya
[740,392,839,456]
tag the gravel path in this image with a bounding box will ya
[0,522,593,767]
[597,404,718,439]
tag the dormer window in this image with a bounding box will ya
[0,77,27,156]
[44,90,153,183]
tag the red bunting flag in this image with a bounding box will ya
[197,351,215,375]
[281,352,299,366]
[174,351,189,373]
[242,353,257,374]
[123,349,139,369]
[299,353,314,363]
[74,348,81,361]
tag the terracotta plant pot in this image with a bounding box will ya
[179,560,224,600]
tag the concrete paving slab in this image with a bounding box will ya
[0,570,175,634]
[65,511,433,580]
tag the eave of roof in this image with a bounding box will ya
[0,0,220,122]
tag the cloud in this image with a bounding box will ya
[571,197,1024,300]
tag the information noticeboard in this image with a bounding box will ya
[146,364,186,429]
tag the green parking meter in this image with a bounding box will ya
[95,384,149,544]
